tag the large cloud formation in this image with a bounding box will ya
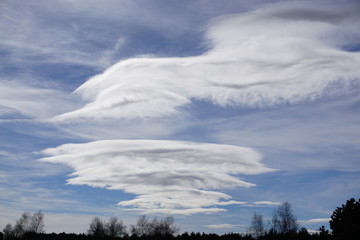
[40,140,275,214]
[54,2,360,121]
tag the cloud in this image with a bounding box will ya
[207,223,240,229]
[0,80,78,119]
[54,1,360,121]
[253,201,280,206]
[40,140,275,214]
[299,218,331,224]
[0,0,123,69]
[210,94,360,172]
[1,0,245,73]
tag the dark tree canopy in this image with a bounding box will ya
[330,198,360,240]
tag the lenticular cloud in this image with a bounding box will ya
[40,140,275,214]
[54,3,360,121]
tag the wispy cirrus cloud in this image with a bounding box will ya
[0,0,238,75]
[53,1,360,122]
[0,80,78,120]
[207,223,241,229]
[0,0,122,69]
[40,140,275,214]
[210,94,360,172]
[252,201,280,206]
[299,218,331,224]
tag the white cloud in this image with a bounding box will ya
[0,150,12,157]
[1,0,248,72]
[299,218,330,224]
[0,0,122,69]
[40,140,275,214]
[253,201,280,206]
[54,1,360,121]
[0,80,78,119]
[207,223,239,229]
[210,94,360,172]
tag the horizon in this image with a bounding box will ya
[1,0,359,235]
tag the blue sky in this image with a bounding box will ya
[1,0,360,234]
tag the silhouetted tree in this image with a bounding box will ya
[131,215,179,237]
[249,212,265,238]
[271,202,298,234]
[4,211,45,238]
[14,212,31,237]
[29,210,45,234]
[105,217,127,238]
[88,217,106,239]
[298,227,310,239]
[3,224,14,240]
[88,216,128,239]
[152,216,179,236]
[318,226,329,236]
[330,198,360,240]
[131,215,151,237]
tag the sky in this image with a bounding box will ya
[1,0,360,235]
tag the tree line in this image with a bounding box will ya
[1,198,359,240]
[2,211,45,239]
[86,215,179,239]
